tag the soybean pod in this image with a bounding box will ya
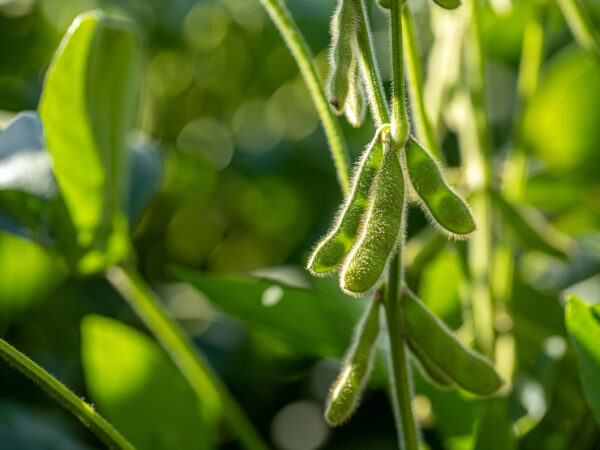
[405,136,475,238]
[308,129,385,274]
[344,59,367,128]
[401,288,503,396]
[341,140,404,295]
[325,295,381,426]
[327,0,357,112]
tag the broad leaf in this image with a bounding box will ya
[80,315,213,449]
[39,12,141,274]
[565,295,600,426]
[171,267,363,359]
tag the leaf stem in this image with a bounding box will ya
[354,0,390,125]
[390,0,409,146]
[107,265,268,450]
[556,0,600,64]
[0,338,134,450]
[259,0,351,194]
[401,5,442,159]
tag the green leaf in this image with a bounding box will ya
[39,11,141,274]
[80,314,213,449]
[473,399,516,450]
[171,267,362,359]
[490,189,573,260]
[128,134,163,225]
[565,295,600,426]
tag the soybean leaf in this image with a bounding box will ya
[39,12,141,274]
[490,189,572,260]
[80,315,213,449]
[565,295,600,426]
[171,267,362,359]
[473,399,516,450]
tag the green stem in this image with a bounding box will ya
[462,0,494,357]
[259,0,351,194]
[401,5,442,159]
[0,338,133,450]
[354,0,390,125]
[384,252,420,450]
[390,0,409,146]
[556,0,600,64]
[107,265,268,450]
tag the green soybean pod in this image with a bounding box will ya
[401,289,503,396]
[408,342,454,388]
[341,142,404,295]
[325,295,381,426]
[327,0,357,112]
[343,61,367,128]
[308,130,385,274]
[405,136,475,238]
[432,0,461,9]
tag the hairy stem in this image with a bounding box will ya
[385,251,420,450]
[259,0,351,194]
[354,0,390,125]
[107,265,268,450]
[0,338,133,450]
[390,0,409,146]
[556,0,600,64]
[401,5,442,159]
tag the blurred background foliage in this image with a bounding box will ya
[0,0,600,448]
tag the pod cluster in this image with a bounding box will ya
[308,126,404,296]
[327,0,367,127]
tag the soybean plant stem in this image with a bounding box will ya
[390,0,409,146]
[0,338,134,450]
[556,0,600,64]
[259,0,351,194]
[354,0,390,125]
[385,253,420,450]
[401,5,442,159]
[107,265,268,450]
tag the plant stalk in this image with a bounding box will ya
[0,338,134,450]
[401,5,442,159]
[354,0,390,125]
[556,0,600,64]
[259,0,351,194]
[107,265,268,450]
[390,0,409,146]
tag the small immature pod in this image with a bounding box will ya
[405,136,475,238]
[325,295,381,426]
[327,0,357,112]
[343,60,367,128]
[401,289,503,396]
[308,130,385,274]
[341,141,404,295]
[432,0,462,10]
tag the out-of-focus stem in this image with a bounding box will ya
[259,0,351,194]
[402,5,442,159]
[107,265,268,450]
[556,0,600,64]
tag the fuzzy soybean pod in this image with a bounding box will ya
[327,0,357,112]
[341,143,404,295]
[325,296,381,426]
[401,289,503,396]
[343,61,367,128]
[405,136,475,238]
[308,132,385,274]
[432,0,461,9]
